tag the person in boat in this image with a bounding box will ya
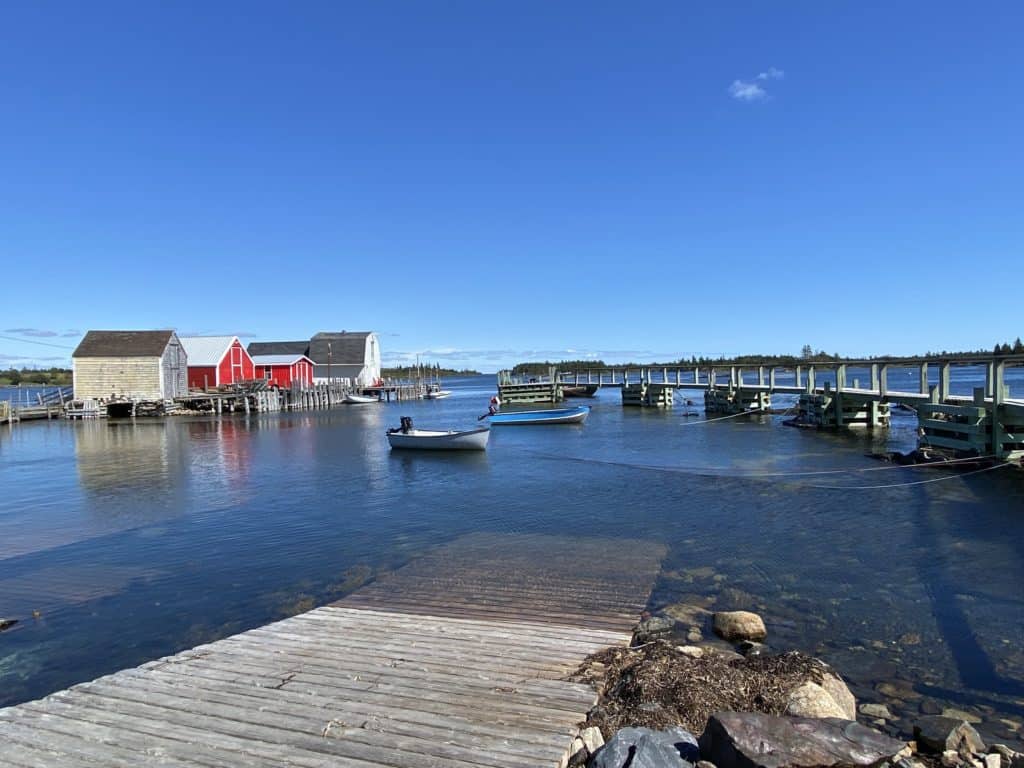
[488,395,501,416]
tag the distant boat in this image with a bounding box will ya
[344,393,378,404]
[562,384,598,398]
[488,406,590,425]
[387,425,489,450]
[425,385,452,400]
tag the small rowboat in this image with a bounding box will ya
[344,393,378,404]
[387,426,490,451]
[488,406,590,426]
[425,389,452,400]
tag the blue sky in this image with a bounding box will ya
[2,2,1021,372]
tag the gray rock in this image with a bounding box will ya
[580,726,605,754]
[699,711,907,768]
[676,645,704,659]
[737,641,769,657]
[712,611,767,642]
[914,716,987,756]
[785,681,849,720]
[920,700,943,715]
[697,762,717,768]
[860,703,894,720]
[591,726,699,768]
[634,615,676,644]
[984,755,1002,768]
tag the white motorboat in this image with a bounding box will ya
[425,389,452,400]
[344,393,378,404]
[387,417,489,450]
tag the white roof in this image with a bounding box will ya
[252,354,310,366]
[179,336,238,366]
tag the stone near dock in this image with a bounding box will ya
[860,703,894,720]
[738,640,769,657]
[676,645,705,659]
[688,629,704,643]
[635,615,677,644]
[591,726,699,768]
[786,681,851,720]
[914,715,987,755]
[942,707,982,724]
[713,611,767,642]
[700,711,907,768]
[580,726,605,754]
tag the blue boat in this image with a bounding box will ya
[488,406,590,425]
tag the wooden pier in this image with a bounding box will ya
[497,368,563,404]
[562,356,1024,460]
[0,533,665,767]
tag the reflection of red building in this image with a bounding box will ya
[252,354,314,388]
[180,336,255,390]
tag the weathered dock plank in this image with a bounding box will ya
[0,533,665,766]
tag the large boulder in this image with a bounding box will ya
[785,682,850,720]
[713,611,767,642]
[913,716,987,755]
[591,726,699,768]
[699,711,907,768]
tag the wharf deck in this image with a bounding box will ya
[0,533,664,767]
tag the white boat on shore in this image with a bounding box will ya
[344,393,378,404]
[387,425,490,451]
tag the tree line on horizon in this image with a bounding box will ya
[380,362,481,378]
[511,339,1024,374]
[0,367,73,386]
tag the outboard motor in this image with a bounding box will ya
[400,416,413,434]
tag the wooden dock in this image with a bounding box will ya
[0,533,665,767]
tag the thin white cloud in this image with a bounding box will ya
[729,80,767,102]
[730,67,784,102]
[756,67,784,81]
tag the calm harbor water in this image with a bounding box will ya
[2,373,1023,745]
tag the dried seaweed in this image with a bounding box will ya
[572,641,827,738]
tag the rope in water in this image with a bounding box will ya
[539,451,999,478]
[805,460,1014,490]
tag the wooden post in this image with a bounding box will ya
[870,363,879,393]
[879,364,888,397]
[919,363,929,395]
[758,366,765,388]
[769,367,776,390]
[992,360,1005,458]
[807,366,816,394]
[939,362,951,402]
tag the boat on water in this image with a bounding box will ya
[425,385,452,400]
[386,417,489,450]
[488,405,590,425]
[562,384,599,398]
[344,393,378,404]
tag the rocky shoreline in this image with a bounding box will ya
[560,609,1023,768]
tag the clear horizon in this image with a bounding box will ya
[2,3,1021,373]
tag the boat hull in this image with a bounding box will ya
[488,406,590,426]
[562,385,598,398]
[425,390,452,400]
[387,427,490,450]
[345,394,378,404]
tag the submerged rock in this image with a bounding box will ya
[785,681,850,720]
[914,716,987,755]
[634,615,677,644]
[860,703,894,720]
[713,611,767,642]
[591,726,699,768]
[699,711,907,768]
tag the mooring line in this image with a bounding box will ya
[532,451,1000,480]
[805,461,1014,490]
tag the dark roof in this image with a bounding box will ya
[247,340,310,357]
[73,330,177,358]
[309,332,372,364]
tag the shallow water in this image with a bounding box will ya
[1,375,1023,745]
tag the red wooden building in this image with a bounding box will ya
[180,336,255,390]
[251,354,315,388]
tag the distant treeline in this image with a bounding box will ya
[512,340,1024,373]
[381,363,480,378]
[0,367,72,386]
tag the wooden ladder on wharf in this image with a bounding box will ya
[0,533,666,767]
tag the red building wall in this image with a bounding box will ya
[188,366,218,390]
[217,340,255,385]
[256,359,314,388]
